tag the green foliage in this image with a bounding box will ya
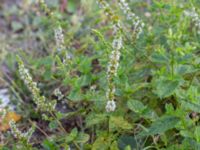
[1,0,200,149]
[139,116,180,137]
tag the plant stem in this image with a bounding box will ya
[107,115,110,136]
[28,119,49,138]
[50,111,81,150]
[107,115,111,150]
[171,51,174,78]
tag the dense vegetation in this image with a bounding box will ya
[0,0,200,149]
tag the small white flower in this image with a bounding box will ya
[105,100,116,112]
[9,120,35,143]
[184,8,200,34]
[107,49,121,77]
[18,57,56,112]
[145,12,151,18]
[117,0,144,38]
[54,26,65,52]
[90,85,97,91]
[54,88,64,100]
[112,37,123,50]
[96,0,121,113]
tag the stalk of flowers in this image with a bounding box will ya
[38,0,54,18]
[38,0,70,62]
[54,26,71,62]
[54,26,65,52]
[17,56,56,112]
[38,0,63,50]
[184,7,200,34]
[9,120,35,144]
[117,0,145,39]
[97,0,123,112]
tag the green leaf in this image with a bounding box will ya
[151,53,169,64]
[110,116,132,130]
[154,78,180,98]
[142,108,158,121]
[78,57,91,74]
[85,114,107,127]
[92,29,110,48]
[92,136,109,150]
[139,116,179,137]
[68,88,83,101]
[127,99,158,120]
[64,145,70,150]
[65,128,78,143]
[127,99,146,113]
[125,146,131,150]
[78,74,92,86]
[42,139,59,150]
[110,141,119,150]
[76,132,90,144]
[195,126,200,142]
[175,65,195,75]
[118,135,137,149]
[11,21,23,32]
[182,138,200,150]
[67,0,78,13]
[180,100,200,113]
[49,121,58,130]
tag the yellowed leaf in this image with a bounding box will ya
[0,111,21,132]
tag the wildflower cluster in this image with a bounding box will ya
[117,0,144,38]
[9,120,35,144]
[17,56,56,112]
[54,26,65,52]
[184,7,200,34]
[105,100,116,112]
[38,0,70,62]
[97,0,123,112]
[54,88,64,100]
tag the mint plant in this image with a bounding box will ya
[1,0,200,150]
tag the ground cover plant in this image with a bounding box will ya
[0,0,200,149]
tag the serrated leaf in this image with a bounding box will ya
[76,132,90,144]
[142,107,158,121]
[110,116,132,130]
[151,53,169,64]
[85,114,106,127]
[182,138,200,150]
[155,78,180,98]
[127,99,146,113]
[139,116,179,137]
[175,65,195,75]
[180,100,200,113]
[127,99,158,120]
[68,89,83,101]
